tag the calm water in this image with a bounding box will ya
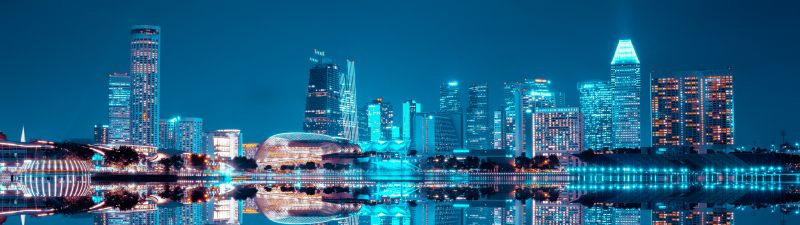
[3,174,800,225]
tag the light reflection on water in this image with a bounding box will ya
[2,174,800,225]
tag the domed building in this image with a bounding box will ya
[255,191,361,224]
[255,132,361,168]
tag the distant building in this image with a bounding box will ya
[365,98,394,141]
[466,83,492,150]
[340,59,358,142]
[242,143,259,159]
[177,117,204,154]
[651,69,735,151]
[130,25,161,147]
[439,81,462,113]
[509,78,560,156]
[492,109,506,150]
[578,81,613,151]
[303,49,343,138]
[610,39,642,148]
[412,113,461,155]
[107,72,131,145]
[402,100,422,142]
[206,129,242,160]
[532,107,584,156]
[93,124,109,144]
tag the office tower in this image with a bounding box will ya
[492,109,506,150]
[357,107,370,142]
[610,39,642,149]
[413,113,461,155]
[340,59,358,142]
[93,124,109,144]
[402,100,422,141]
[651,69,735,150]
[501,82,517,151]
[242,143,259,158]
[578,81,613,151]
[176,117,204,153]
[532,107,584,156]
[130,25,161,147]
[212,197,241,225]
[466,83,492,150]
[206,129,242,160]
[303,49,343,137]
[583,206,641,225]
[107,72,131,145]
[510,78,559,156]
[439,81,462,113]
[365,98,394,141]
[159,116,180,149]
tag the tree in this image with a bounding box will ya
[158,155,184,174]
[230,156,257,171]
[190,154,209,171]
[408,150,418,156]
[323,163,335,170]
[105,189,140,211]
[104,146,140,168]
[232,185,258,200]
[547,155,560,168]
[54,142,96,160]
[159,185,185,202]
[303,161,317,170]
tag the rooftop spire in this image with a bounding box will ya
[20,126,25,143]
[611,39,640,65]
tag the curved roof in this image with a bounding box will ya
[20,160,93,173]
[255,191,361,224]
[255,132,360,164]
[19,174,92,197]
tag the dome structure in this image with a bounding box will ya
[19,174,92,197]
[255,132,361,166]
[254,191,361,224]
[20,159,93,173]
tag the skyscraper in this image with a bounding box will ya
[402,100,421,141]
[651,69,735,150]
[532,107,584,156]
[578,81,613,151]
[510,78,559,156]
[303,49,343,137]
[466,83,492,149]
[207,129,242,160]
[159,116,179,150]
[340,59,358,142]
[107,72,131,145]
[365,98,394,141]
[177,117,204,153]
[439,81,462,113]
[93,124,109,144]
[130,25,161,147]
[492,109,506,150]
[610,39,642,149]
[412,113,461,155]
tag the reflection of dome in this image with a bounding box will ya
[19,174,92,197]
[254,191,361,224]
[255,132,361,166]
[20,160,93,173]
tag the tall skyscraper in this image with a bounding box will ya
[176,117,204,153]
[510,78,559,156]
[651,69,735,150]
[107,72,131,145]
[130,25,161,147]
[207,129,242,160]
[492,109,506,150]
[532,107,584,156]
[93,124,109,144]
[365,98,394,141]
[303,49,343,137]
[578,81,613,151]
[412,113,461,155]
[159,116,179,150]
[402,100,422,141]
[340,59,358,142]
[610,39,642,149]
[439,81,462,113]
[466,83,492,149]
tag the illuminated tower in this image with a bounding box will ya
[511,78,558,156]
[532,107,584,156]
[578,81,613,150]
[439,81,462,113]
[130,25,161,147]
[366,98,394,141]
[466,83,492,149]
[303,49,343,137]
[340,59,358,142]
[206,129,242,160]
[108,72,132,144]
[610,39,642,149]
[402,100,422,141]
[177,117,204,154]
[492,109,506,150]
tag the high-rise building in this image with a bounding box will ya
[107,72,131,145]
[173,117,204,153]
[492,109,506,150]
[412,113,461,155]
[578,81,613,151]
[159,116,180,150]
[651,69,735,150]
[610,39,642,149]
[466,83,492,150]
[532,107,584,156]
[340,59,358,142]
[303,49,343,137]
[510,78,559,156]
[357,107,370,142]
[501,82,517,151]
[365,98,394,141]
[402,100,422,141]
[130,25,161,147]
[439,81,462,113]
[93,124,109,144]
[206,129,242,160]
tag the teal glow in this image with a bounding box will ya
[448,81,458,86]
[452,149,469,153]
[453,204,470,208]
[610,39,640,65]
[368,104,382,141]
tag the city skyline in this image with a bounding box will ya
[1,1,798,146]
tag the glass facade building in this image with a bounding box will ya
[340,59,358,142]
[107,72,131,145]
[439,81,462,114]
[532,107,584,156]
[206,129,242,160]
[303,49,343,138]
[466,83,492,150]
[365,98,394,141]
[610,39,642,149]
[509,78,559,156]
[412,113,461,155]
[578,81,613,151]
[402,100,421,142]
[130,25,161,147]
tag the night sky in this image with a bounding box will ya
[1,0,798,146]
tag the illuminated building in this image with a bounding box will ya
[532,194,584,225]
[439,81,462,113]
[206,129,242,160]
[242,198,259,214]
[212,197,241,225]
[532,107,584,156]
[578,81,613,151]
[583,206,641,225]
[509,78,560,156]
[365,98,394,141]
[492,109,507,150]
[358,107,370,142]
[255,132,361,167]
[651,69,735,151]
[412,112,461,155]
[303,49,343,138]
[254,189,362,224]
[130,25,161,147]
[242,143,259,159]
[610,39,642,149]
[93,124,109,144]
[466,83,492,150]
[159,117,203,153]
[107,72,131,145]
[402,100,422,142]
[340,59,358,142]
[159,116,179,149]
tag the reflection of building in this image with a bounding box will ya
[254,190,361,224]
[578,81,613,151]
[466,83,492,150]
[583,206,641,225]
[206,129,242,160]
[212,197,241,225]
[532,107,584,156]
[130,25,161,147]
[94,124,109,144]
[651,204,734,225]
[255,132,361,167]
[651,70,735,151]
[303,49,343,138]
[242,198,259,214]
[108,72,131,145]
[610,39,642,149]
[533,201,584,225]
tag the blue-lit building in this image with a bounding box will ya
[402,100,421,142]
[610,39,642,149]
[509,78,560,156]
[439,81,462,114]
[365,98,394,141]
[412,113,461,155]
[532,107,584,156]
[93,124,109,144]
[578,81,613,151]
[107,72,131,145]
[492,109,507,150]
[130,25,161,147]
[303,49,343,138]
[159,116,204,153]
[466,83,492,150]
[340,59,358,142]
